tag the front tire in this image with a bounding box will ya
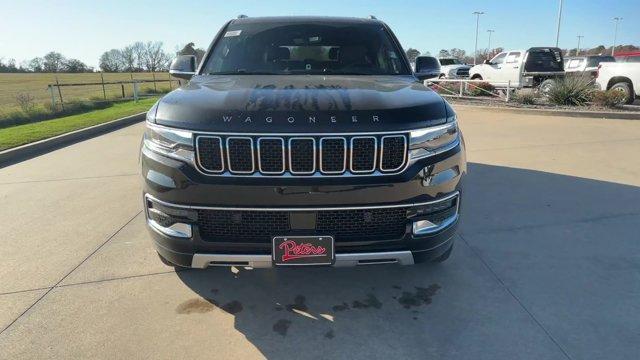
[610,82,635,104]
[538,79,556,97]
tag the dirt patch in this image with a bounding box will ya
[397,284,441,309]
[352,294,382,309]
[332,302,350,312]
[273,319,292,336]
[176,298,216,314]
[324,330,335,339]
[286,295,308,312]
[221,300,243,314]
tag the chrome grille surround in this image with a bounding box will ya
[193,132,410,177]
[380,135,408,172]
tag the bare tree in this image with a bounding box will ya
[143,41,171,71]
[449,48,466,60]
[121,45,137,72]
[99,49,124,72]
[43,52,65,72]
[131,41,147,70]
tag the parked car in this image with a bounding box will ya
[143,16,466,268]
[564,55,615,77]
[469,47,564,93]
[414,56,441,80]
[438,58,471,79]
[595,62,640,104]
[614,51,640,63]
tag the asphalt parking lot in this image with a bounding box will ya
[1,106,639,359]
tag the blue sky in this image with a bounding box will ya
[1,0,638,67]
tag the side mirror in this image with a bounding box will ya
[483,59,492,65]
[169,55,197,80]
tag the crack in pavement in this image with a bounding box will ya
[0,210,142,335]
[458,233,574,360]
[0,173,140,185]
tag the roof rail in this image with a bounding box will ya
[369,15,377,19]
[237,14,248,19]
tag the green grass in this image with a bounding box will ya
[0,97,158,151]
[0,72,179,114]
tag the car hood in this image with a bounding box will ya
[152,75,451,132]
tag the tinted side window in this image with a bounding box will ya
[490,53,506,64]
[505,52,521,63]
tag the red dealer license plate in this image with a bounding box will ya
[272,236,334,266]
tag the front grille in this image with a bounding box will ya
[197,207,409,243]
[456,68,470,77]
[227,137,254,173]
[380,136,407,171]
[289,138,315,174]
[194,133,408,176]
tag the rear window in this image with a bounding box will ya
[587,56,615,67]
[202,22,410,75]
[524,48,563,72]
[439,58,461,66]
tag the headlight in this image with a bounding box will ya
[409,115,459,161]
[143,122,195,163]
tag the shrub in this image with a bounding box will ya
[15,93,36,113]
[546,76,594,106]
[591,90,626,108]
[469,82,496,96]
[432,82,460,95]
[513,91,538,105]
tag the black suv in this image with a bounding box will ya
[142,16,466,268]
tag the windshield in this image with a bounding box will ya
[201,22,410,75]
[439,58,462,65]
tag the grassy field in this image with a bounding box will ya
[0,97,158,151]
[0,72,179,114]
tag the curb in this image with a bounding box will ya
[0,112,146,168]
[450,103,640,120]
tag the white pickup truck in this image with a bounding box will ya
[595,63,640,104]
[469,47,564,93]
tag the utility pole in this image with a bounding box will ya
[473,11,485,65]
[555,0,563,47]
[487,30,495,51]
[576,35,583,56]
[612,17,622,56]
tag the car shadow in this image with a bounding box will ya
[174,162,640,359]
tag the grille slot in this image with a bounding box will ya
[289,138,316,174]
[380,135,407,172]
[197,210,290,242]
[197,207,408,243]
[227,137,254,174]
[258,138,285,174]
[196,136,223,172]
[194,133,409,176]
[320,137,346,174]
[350,137,377,173]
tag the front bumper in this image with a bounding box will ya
[142,137,466,268]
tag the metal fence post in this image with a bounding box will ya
[168,73,172,90]
[100,73,106,100]
[459,81,463,97]
[133,81,139,102]
[48,85,56,110]
[506,80,511,102]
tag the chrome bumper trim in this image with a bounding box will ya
[191,250,415,268]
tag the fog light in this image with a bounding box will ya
[411,193,459,235]
[145,195,196,238]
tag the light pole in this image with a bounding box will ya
[487,30,495,51]
[555,0,563,47]
[612,17,622,56]
[576,35,583,56]
[473,11,485,65]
